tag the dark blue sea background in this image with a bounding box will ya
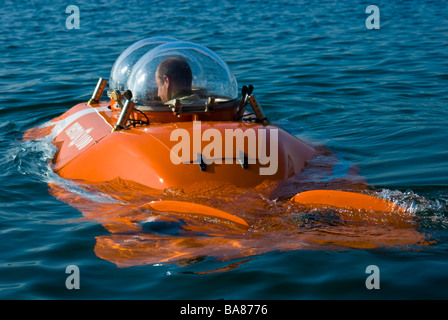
[1,0,447,300]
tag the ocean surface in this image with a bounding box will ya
[1,0,447,300]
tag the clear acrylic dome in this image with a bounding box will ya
[109,37,238,106]
[109,36,178,93]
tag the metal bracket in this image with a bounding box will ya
[196,153,206,171]
[205,97,215,112]
[238,151,248,169]
[171,99,183,117]
[88,78,107,106]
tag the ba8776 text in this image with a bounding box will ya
[224,304,268,315]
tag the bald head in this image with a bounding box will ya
[155,57,193,103]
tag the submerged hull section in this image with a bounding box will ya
[29,102,315,189]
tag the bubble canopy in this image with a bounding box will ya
[109,37,238,107]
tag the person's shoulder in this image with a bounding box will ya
[166,94,203,106]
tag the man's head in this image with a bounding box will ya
[155,57,193,103]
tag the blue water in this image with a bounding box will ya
[1,0,448,300]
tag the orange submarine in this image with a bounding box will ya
[24,38,427,267]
